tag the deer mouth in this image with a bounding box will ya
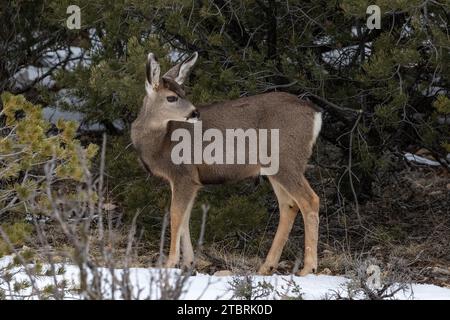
[186,110,200,123]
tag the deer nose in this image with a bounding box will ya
[189,110,200,119]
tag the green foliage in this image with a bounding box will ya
[193,184,271,246]
[13,280,31,293]
[1,93,98,183]
[0,94,98,250]
[192,181,271,249]
[432,95,450,151]
[229,276,275,300]
[0,223,32,257]
[433,95,450,115]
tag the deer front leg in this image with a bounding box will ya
[165,183,198,268]
[180,209,194,268]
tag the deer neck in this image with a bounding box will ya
[132,116,171,160]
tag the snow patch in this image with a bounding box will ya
[404,153,441,166]
[1,256,450,300]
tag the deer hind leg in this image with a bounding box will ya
[268,174,320,276]
[296,176,320,276]
[258,179,299,275]
[291,176,320,276]
[166,183,198,268]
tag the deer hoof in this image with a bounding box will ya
[258,264,276,275]
[165,260,179,268]
[181,261,195,272]
[296,265,317,276]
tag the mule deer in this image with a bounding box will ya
[131,52,322,276]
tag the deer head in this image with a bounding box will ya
[141,52,200,127]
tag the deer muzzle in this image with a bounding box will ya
[186,109,200,123]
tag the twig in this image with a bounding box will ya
[302,92,363,114]
[348,112,362,224]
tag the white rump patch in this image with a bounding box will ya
[312,112,322,144]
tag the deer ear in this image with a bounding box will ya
[163,52,198,85]
[145,53,160,95]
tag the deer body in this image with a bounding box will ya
[131,52,322,276]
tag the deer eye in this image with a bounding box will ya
[166,96,178,103]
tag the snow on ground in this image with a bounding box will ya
[404,152,441,166]
[1,255,449,300]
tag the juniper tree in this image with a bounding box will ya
[0,93,98,255]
